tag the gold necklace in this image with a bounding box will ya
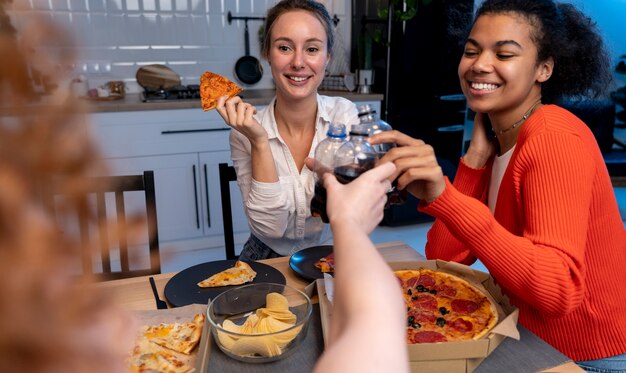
[492,99,542,136]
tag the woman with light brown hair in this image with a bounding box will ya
[216,0,360,260]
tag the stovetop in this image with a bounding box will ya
[142,84,200,102]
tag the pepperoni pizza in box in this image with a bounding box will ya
[317,260,520,373]
[392,260,519,372]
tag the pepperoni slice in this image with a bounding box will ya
[433,284,457,298]
[449,318,474,333]
[408,309,437,324]
[406,276,419,288]
[411,294,438,311]
[410,331,448,343]
[417,274,436,288]
[451,299,479,314]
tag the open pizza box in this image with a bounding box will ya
[317,260,520,373]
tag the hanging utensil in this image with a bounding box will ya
[228,11,265,86]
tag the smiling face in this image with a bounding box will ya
[458,13,553,124]
[267,10,329,102]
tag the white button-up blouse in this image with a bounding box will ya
[229,94,359,256]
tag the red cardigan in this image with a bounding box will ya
[421,105,626,361]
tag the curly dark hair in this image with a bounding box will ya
[260,0,334,60]
[473,0,612,103]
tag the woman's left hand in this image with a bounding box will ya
[369,130,446,203]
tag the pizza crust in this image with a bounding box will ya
[434,270,499,340]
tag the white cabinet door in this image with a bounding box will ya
[104,153,204,243]
[198,151,250,239]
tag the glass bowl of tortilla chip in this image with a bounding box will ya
[206,282,312,363]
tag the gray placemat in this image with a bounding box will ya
[475,326,572,372]
[206,303,324,373]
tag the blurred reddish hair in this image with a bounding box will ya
[0,3,135,372]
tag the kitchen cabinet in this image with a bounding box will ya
[90,108,250,259]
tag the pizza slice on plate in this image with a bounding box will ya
[197,260,257,288]
[199,71,242,111]
[314,252,335,273]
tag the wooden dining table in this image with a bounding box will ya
[95,240,582,372]
[93,240,422,311]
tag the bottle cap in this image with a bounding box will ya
[327,123,347,138]
[348,124,369,136]
[357,104,376,117]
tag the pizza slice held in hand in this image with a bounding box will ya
[197,260,257,288]
[199,71,242,111]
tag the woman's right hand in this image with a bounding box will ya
[216,95,268,144]
[370,130,446,203]
[463,113,496,168]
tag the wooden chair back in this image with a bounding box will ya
[48,171,160,281]
[218,163,238,260]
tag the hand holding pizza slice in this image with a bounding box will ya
[200,71,242,111]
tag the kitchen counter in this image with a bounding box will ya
[85,89,384,113]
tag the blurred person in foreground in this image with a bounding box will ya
[312,162,409,373]
[370,0,626,370]
[0,5,134,372]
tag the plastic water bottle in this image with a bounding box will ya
[333,124,379,184]
[310,122,348,223]
[357,104,394,154]
[357,105,407,207]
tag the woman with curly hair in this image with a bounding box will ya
[371,0,626,370]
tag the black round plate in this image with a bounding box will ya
[164,260,286,307]
[289,245,333,281]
